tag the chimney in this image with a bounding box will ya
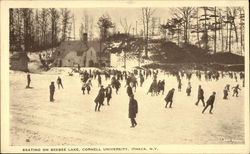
[83,33,88,45]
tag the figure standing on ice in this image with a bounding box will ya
[105,84,112,105]
[97,74,102,88]
[94,86,105,112]
[202,92,216,114]
[223,86,229,99]
[57,76,63,89]
[128,94,138,128]
[177,79,182,92]
[186,82,192,96]
[164,88,175,108]
[127,84,133,97]
[49,82,55,102]
[232,84,241,97]
[195,85,205,107]
[26,73,31,88]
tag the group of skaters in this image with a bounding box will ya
[26,68,244,128]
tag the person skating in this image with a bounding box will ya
[186,82,192,96]
[94,86,105,112]
[127,84,133,97]
[114,79,121,94]
[128,94,138,128]
[81,83,86,95]
[26,73,31,88]
[105,84,112,105]
[223,85,229,99]
[232,84,241,97]
[97,74,102,88]
[202,92,216,114]
[195,85,205,107]
[49,82,55,102]
[178,79,182,92]
[57,76,63,89]
[164,88,175,108]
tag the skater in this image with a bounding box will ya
[202,92,216,114]
[81,83,86,95]
[26,73,31,88]
[177,79,182,92]
[94,86,105,112]
[97,74,102,88]
[49,82,55,102]
[57,76,63,89]
[139,73,144,87]
[127,84,133,97]
[195,85,205,107]
[223,86,229,99]
[232,84,241,97]
[128,94,138,128]
[105,84,112,105]
[186,82,192,96]
[86,79,92,94]
[114,79,121,94]
[164,88,175,108]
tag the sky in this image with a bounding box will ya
[69,8,172,40]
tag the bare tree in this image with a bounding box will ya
[141,7,155,57]
[120,18,132,34]
[60,8,71,41]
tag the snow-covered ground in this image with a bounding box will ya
[9,69,245,145]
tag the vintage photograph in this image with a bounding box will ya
[1,0,249,153]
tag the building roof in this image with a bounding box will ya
[54,40,106,59]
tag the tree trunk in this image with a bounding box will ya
[214,7,217,54]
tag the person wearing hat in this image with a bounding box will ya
[94,85,105,111]
[49,82,55,102]
[164,88,175,108]
[105,84,112,105]
[195,85,205,107]
[202,92,216,114]
[128,94,138,128]
[127,83,133,97]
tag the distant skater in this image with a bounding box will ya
[127,84,133,97]
[128,94,138,128]
[223,85,229,99]
[195,85,205,107]
[57,76,63,89]
[232,84,241,97]
[94,86,105,112]
[49,82,55,102]
[105,84,112,105]
[202,92,216,114]
[186,82,192,96]
[164,88,175,108]
[26,73,31,88]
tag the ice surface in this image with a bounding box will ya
[9,69,244,145]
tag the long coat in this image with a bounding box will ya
[127,86,133,96]
[106,87,112,98]
[129,98,138,118]
[206,95,215,105]
[165,90,174,102]
[198,88,204,99]
[94,88,105,104]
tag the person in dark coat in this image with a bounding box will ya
[178,79,182,92]
[186,82,192,96]
[223,85,229,99]
[127,84,133,97]
[164,88,175,108]
[97,74,102,88]
[26,73,31,88]
[49,82,55,102]
[57,76,63,89]
[94,86,105,112]
[232,84,241,97]
[202,92,216,114]
[195,85,205,106]
[128,94,138,128]
[114,79,121,94]
[105,84,112,105]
